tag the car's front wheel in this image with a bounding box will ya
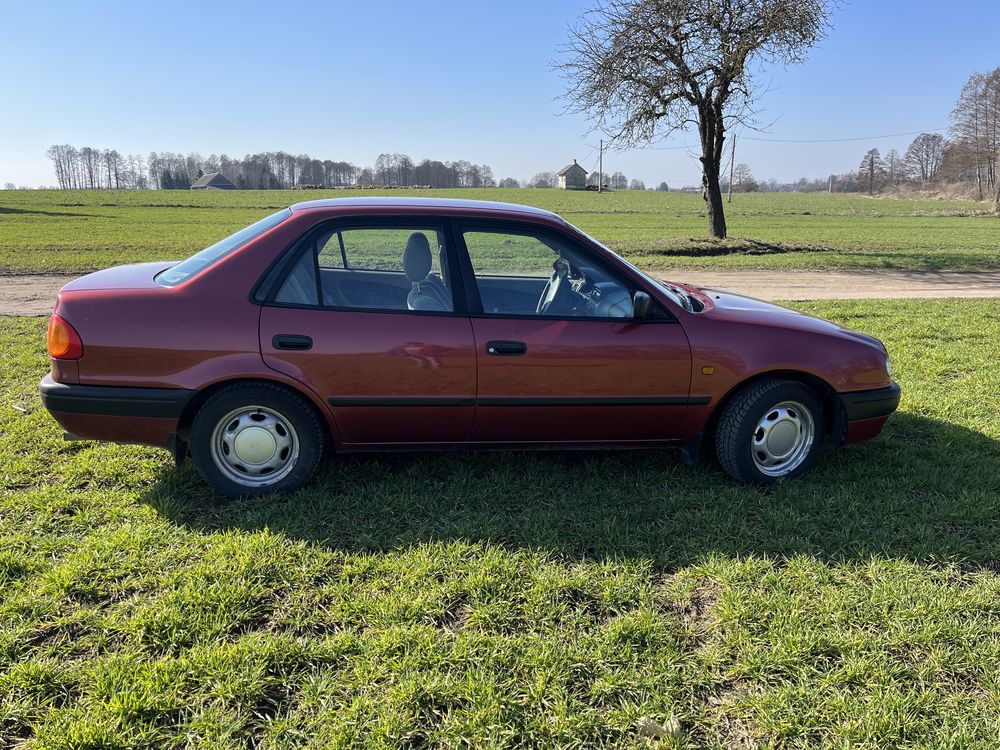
[715,378,825,485]
[190,382,324,498]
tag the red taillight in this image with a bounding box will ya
[47,314,83,360]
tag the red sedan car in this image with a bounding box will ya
[40,198,899,497]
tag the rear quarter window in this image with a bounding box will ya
[156,209,292,287]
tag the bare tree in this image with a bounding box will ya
[587,170,609,189]
[103,149,124,189]
[498,177,520,188]
[904,133,946,183]
[884,149,905,187]
[610,170,629,189]
[859,148,883,195]
[558,0,834,238]
[731,163,754,191]
[951,69,1000,200]
[399,154,414,186]
[995,166,1000,214]
[530,171,557,188]
[656,181,670,192]
[629,178,646,189]
[46,145,71,188]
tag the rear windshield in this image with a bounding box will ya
[156,209,292,287]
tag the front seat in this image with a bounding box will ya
[403,233,451,311]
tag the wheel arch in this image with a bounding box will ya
[176,375,339,449]
[705,369,840,439]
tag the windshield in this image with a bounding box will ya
[564,221,697,312]
[156,209,292,287]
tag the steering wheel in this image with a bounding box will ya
[536,259,575,315]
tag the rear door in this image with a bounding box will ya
[456,222,693,444]
[259,218,477,446]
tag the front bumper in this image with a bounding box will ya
[839,382,901,421]
[833,382,901,446]
[39,374,195,447]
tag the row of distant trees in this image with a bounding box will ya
[44,148,507,190]
[850,68,999,201]
[854,131,965,195]
[41,143,681,191]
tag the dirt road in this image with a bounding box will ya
[3,270,1000,316]
[660,270,1000,301]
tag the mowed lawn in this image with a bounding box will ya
[1,189,998,274]
[2,299,999,748]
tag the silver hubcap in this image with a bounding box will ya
[751,400,815,477]
[210,405,299,487]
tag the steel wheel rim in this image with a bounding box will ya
[751,400,815,477]
[209,405,299,487]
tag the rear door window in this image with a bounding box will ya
[273,224,454,313]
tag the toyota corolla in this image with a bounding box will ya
[39,198,900,497]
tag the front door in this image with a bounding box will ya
[458,224,693,444]
[259,221,476,445]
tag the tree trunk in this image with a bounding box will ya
[703,166,727,239]
[699,113,728,239]
[994,174,1000,215]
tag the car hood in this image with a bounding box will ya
[60,261,178,292]
[694,286,885,350]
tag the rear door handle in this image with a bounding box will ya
[486,340,527,356]
[273,334,313,351]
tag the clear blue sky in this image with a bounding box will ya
[2,0,998,187]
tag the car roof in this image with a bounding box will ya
[289,196,562,221]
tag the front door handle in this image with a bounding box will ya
[486,340,527,356]
[273,334,313,351]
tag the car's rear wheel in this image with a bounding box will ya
[715,378,825,485]
[190,382,324,498]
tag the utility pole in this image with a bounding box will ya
[727,133,736,203]
[598,139,603,193]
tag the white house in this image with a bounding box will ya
[557,160,588,190]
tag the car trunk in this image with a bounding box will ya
[59,261,177,292]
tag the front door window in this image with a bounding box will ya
[462,229,635,319]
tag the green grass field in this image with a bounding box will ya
[3,300,999,748]
[1,189,998,274]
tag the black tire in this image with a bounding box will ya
[190,382,324,498]
[715,378,825,485]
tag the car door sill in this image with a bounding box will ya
[328,396,709,407]
[337,439,686,452]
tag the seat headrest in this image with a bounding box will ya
[403,233,432,282]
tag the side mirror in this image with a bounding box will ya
[632,291,652,320]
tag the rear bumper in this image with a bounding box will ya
[835,382,901,446]
[39,374,195,447]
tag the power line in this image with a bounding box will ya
[644,144,699,151]
[623,126,950,151]
[736,127,949,144]
[579,143,599,165]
